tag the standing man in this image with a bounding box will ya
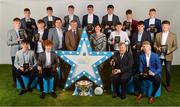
[154,20,177,92]
[64,5,81,31]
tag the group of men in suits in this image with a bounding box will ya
[6,5,177,103]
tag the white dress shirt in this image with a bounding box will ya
[149,18,155,25]
[138,32,143,42]
[56,28,63,49]
[36,29,44,53]
[48,16,53,21]
[145,52,151,67]
[161,32,169,45]
[108,14,113,21]
[45,51,51,66]
[88,14,93,24]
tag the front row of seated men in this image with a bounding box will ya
[14,39,58,99]
[110,41,161,104]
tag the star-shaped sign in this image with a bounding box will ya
[56,29,113,88]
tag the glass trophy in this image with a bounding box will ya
[76,80,93,96]
[47,21,53,29]
[18,29,26,40]
[136,42,142,51]
[34,33,40,41]
[160,45,168,59]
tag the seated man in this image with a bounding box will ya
[37,40,59,99]
[14,40,37,95]
[134,41,162,104]
[110,42,133,99]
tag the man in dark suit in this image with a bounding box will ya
[132,21,151,74]
[21,8,37,50]
[135,41,162,104]
[110,42,133,99]
[65,20,82,51]
[37,40,59,99]
[144,8,162,43]
[33,19,48,59]
[43,6,58,29]
[82,4,99,28]
[64,5,81,31]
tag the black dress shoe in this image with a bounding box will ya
[50,92,57,98]
[40,92,46,99]
[112,93,117,98]
[120,95,126,100]
[28,88,33,92]
[19,89,28,95]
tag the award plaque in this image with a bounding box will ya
[26,21,33,30]
[143,67,149,77]
[86,24,94,35]
[136,42,142,51]
[125,22,131,30]
[47,21,53,29]
[161,45,168,54]
[148,24,157,33]
[23,63,29,72]
[75,80,93,96]
[114,36,120,44]
[34,33,40,41]
[18,29,26,40]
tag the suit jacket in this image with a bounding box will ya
[48,28,66,51]
[38,51,58,70]
[33,29,49,53]
[123,19,138,36]
[144,18,162,33]
[112,51,133,74]
[154,32,178,61]
[65,29,82,51]
[43,16,58,27]
[82,14,99,28]
[20,18,37,30]
[139,52,162,76]
[14,49,37,70]
[132,31,151,47]
[64,15,81,31]
[101,14,120,28]
[7,29,21,56]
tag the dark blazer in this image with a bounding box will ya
[101,14,120,28]
[20,18,37,30]
[33,29,49,53]
[139,52,162,76]
[43,16,58,27]
[64,15,81,31]
[132,31,151,47]
[112,51,133,74]
[38,51,58,70]
[144,18,162,33]
[82,14,99,28]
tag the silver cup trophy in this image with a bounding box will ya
[75,80,92,96]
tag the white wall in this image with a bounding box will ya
[0,0,180,65]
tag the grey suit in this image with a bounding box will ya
[7,29,21,56]
[64,15,81,31]
[48,28,66,50]
[14,49,37,70]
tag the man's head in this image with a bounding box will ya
[43,40,53,52]
[115,22,123,32]
[142,41,151,53]
[107,5,114,15]
[149,8,156,19]
[54,18,62,28]
[70,20,78,30]
[118,42,127,54]
[21,40,29,51]
[13,17,21,29]
[137,21,145,32]
[68,5,75,15]
[87,4,94,14]
[126,9,133,20]
[24,8,31,18]
[162,20,170,32]
[37,19,45,29]
[46,6,53,16]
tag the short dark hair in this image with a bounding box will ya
[107,5,114,9]
[162,20,170,25]
[126,9,132,15]
[37,19,45,24]
[68,5,75,9]
[138,21,144,26]
[115,22,122,26]
[95,24,102,32]
[24,8,30,12]
[21,40,29,44]
[149,8,156,12]
[13,17,21,22]
[71,20,77,23]
[87,4,94,8]
[47,6,53,11]
[54,18,62,23]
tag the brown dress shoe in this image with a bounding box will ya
[136,93,143,101]
[149,97,155,104]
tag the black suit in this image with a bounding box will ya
[82,14,99,28]
[132,31,151,73]
[101,14,120,28]
[111,51,133,98]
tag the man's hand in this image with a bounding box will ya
[112,69,121,75]
[38,66,42,74]
[16,38,22,42]
[157,47,161,52]
[19,67,24,72]
[29,67,34,71]
[149,70,155,76]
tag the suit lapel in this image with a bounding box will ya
[165,32,171,45]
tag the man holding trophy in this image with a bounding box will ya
[134,41,162,104]
[154,20,178,92]
[110,42,133,99]
[14,40,37,95]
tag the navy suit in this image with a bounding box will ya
[144,18,162,33]
[82,14,99,28]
